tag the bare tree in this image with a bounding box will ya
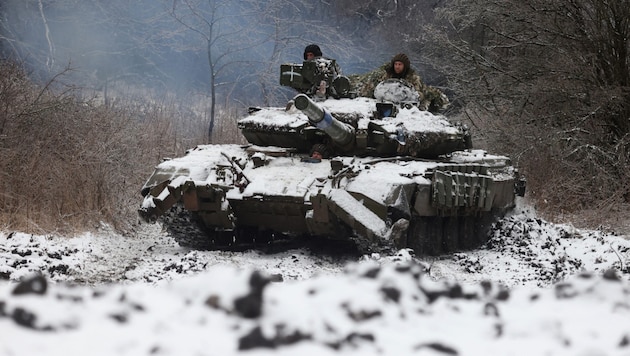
[0,0,184,100]
[422,0,630,219]
[243,0,365,107]
[167,0,371,139]
[167,0,261,140]
[329,0,449,83]
[423,0,629,132]
[0,0,51,68]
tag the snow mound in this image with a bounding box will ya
[1,263,628,355]
[1,206,630,355]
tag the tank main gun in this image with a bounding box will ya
[293,94,355,151]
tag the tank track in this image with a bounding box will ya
[405,213,499,256]
[160,205,359,254]
[161,205,501,256]
[159,205,219,250]
[337,212,502,257]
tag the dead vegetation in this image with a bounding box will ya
[413,0,630,234]
[461,103,630,235]
[0,60,244,234]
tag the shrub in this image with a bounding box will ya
[0,60,243,233]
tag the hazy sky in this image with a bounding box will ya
[0,0,393,105]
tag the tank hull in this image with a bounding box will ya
[140,142,523,255]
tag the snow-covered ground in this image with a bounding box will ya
[1,199,629,355]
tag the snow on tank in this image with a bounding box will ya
[138,65,525,255]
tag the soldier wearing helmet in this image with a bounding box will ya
[295,44,347,99]
[303,44,323,61]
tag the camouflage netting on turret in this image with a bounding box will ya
[349,62,450,113]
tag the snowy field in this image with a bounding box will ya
[1,199,629,355]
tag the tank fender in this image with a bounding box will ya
[386,185,413,222]
[310,188,411,250]
[138,177,187,222]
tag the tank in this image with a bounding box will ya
[138,61,526,255]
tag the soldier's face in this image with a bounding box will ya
[394,61,405,74]
[306,52,315,60]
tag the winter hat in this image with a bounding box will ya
[391,53,410,70]
[309,143,332,158]
[304,44,323,60]
[389,53,411,78]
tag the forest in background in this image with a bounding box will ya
[1,0,629,234]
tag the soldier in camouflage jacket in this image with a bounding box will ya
[351,53,449,113]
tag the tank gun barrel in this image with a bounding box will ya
[293,94,355,150]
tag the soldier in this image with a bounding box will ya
[300,143,331,163]
[297,44,347,99]
[386,53,421,85]
[310,143,331,159]
[302,44,341,75]
[353,53,449,112]
[304,44,323,60]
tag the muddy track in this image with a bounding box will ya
[160,205,363,256]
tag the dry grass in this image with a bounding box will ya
[0,60,243,234]
[460,100,630,235]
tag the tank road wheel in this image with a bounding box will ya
[232,227,310,253]
[235,226,256,245]
[210,230,236,249]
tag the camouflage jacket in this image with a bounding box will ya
[350,62,449,113]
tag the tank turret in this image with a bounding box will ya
[240,80,471,158]
[138,62,525,256]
